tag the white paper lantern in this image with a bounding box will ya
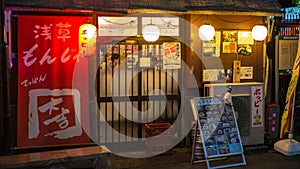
[198,24,215,41]
[142,24,160,42]
[252,25,267,41]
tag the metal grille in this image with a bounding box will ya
[95,42,181,144]
[232,96,250,136]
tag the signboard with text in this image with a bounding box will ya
[191,97,244,158]
[17,16,90,147]
[190,97,246,168]
[251,86,264,127]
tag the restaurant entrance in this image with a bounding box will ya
[93,40,182,146]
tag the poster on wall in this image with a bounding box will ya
[142,17,179,36]
[98,16,138,36]
[202,31,221,57]
[202,69,226,82]
[163,42,181,69]
[279,39,298,70]
[251,86,264,127]
[190,97,244,159]
[17,16,90,148]
[237,31,253,56]
[240,66,253,79]
[222,31,238,53]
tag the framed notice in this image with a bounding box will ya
[278,39,298,70]
[190,97,244,159]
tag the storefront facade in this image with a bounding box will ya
[0,0,282,155]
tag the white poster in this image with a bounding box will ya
[202,69,226,82]
[240,66,253,79]
[251,86,263,127]
[278,39,298,70]
[142,17,179,36]
[98,17,138,36]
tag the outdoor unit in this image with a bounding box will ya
[232,95,255,146]
[204,82,265,146]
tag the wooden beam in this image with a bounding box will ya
[128,9,283,17]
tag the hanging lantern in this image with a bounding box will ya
[252,24,267,41]
[79,22,97,56]
[198,24,215,41]
[142,24,160,42]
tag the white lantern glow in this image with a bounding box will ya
[142,24,160,42]
[198,24,215,41]
[79,23,97,56]
[252,25,267,41]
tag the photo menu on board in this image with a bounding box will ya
[191,97,244,158]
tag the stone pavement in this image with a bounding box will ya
[15,146,299,169]
[97,147,300,169]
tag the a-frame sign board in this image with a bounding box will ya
[190,97,246,169]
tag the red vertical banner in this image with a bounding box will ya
[17,16,91,147]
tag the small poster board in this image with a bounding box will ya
[162,42,181,69]
[190,97,246,169]
[278,39,298,70]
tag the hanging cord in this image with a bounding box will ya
[99,17,137,25]
[158,17,179,27]
[192,15,257,24]
[215,15,257,23]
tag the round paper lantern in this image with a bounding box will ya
[198,24,215,41]
[252,25,267,41]
[79,23,97,56]
[142,24,160,42]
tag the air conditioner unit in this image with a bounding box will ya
[204,82,265,146]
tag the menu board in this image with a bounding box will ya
[191,97,244,158]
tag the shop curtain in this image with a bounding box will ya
[17,16,90,148]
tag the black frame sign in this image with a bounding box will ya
[191,97,245,160]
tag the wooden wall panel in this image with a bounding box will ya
[188,14,265,87]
